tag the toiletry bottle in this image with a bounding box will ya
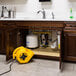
[12,7,16,18]
[69,8,74,19]
[8,10,12,18]
[57,34,60,49]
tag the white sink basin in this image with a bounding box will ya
[0,17,76,21]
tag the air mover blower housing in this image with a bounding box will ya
[13,46,34,64]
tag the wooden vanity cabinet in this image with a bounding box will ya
[1,20,76,70]
[5,29,18,60]
[64,27,76,62]
[0,21,66,70]
[0,21,6,54]
[0,30,6,54]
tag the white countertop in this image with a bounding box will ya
[0,17,76,21]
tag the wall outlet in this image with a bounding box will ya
[39,0,51,2]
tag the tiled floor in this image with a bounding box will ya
[0,55,76,76]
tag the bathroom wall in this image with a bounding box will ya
[0,0,76,19]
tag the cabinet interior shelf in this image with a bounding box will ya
[32,47,60,57]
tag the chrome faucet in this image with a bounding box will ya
[51,12,54,19]
[37,8,46,19]
[1,6,12,18]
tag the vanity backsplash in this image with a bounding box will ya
[0,0,76,20]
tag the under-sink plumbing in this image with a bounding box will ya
[37,8,46,19]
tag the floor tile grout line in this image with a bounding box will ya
[73,64,75,71]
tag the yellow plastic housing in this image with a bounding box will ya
[13,46,34,63]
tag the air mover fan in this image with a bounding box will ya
[13,46,34,63]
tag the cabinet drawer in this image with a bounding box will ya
[0,21,16,28]
[64,26,76,33]
[64,21,76,27]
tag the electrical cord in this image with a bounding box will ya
[0,60,15,76]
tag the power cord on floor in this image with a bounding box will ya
[0,60,16,76]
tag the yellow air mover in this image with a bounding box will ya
[13,46,34,63]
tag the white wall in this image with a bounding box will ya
[0,0,76,19]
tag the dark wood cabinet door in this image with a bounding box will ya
[0,30,5,54]
[64,31,76,62]
[6,29,18,61]
[59,31,64,71]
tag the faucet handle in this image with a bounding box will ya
[52,12,54,16]
[37,10,40,14]
[51,12,54,19]
[42,8,44,10]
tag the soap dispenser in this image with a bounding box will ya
[69,8,74,19]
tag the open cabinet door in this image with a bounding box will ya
[59,30,64,71]
[5,29,18,61]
